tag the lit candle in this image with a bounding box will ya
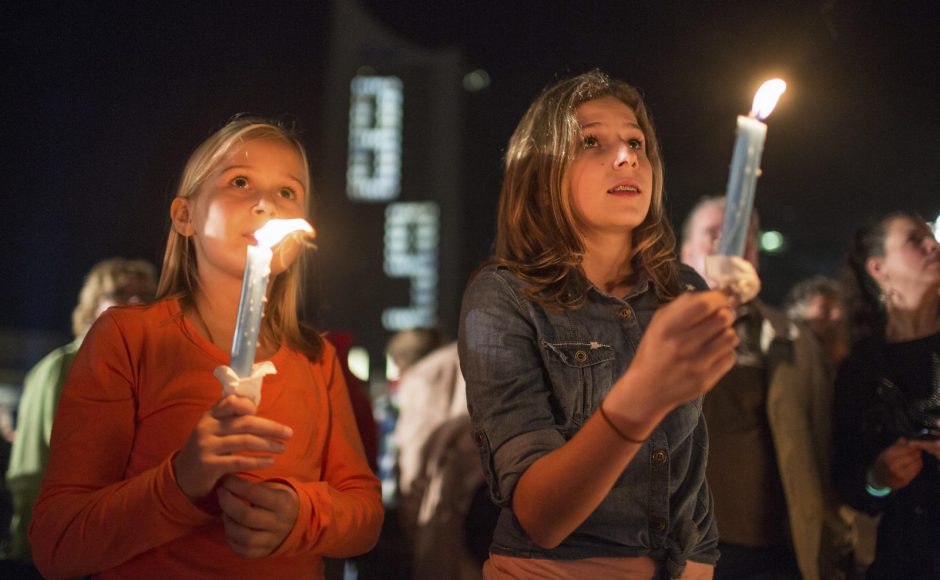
[718,79,787,257]
[230,218,314,378]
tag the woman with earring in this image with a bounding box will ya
[834,211,940,579]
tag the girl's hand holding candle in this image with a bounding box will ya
[704,254,761,305]
[173,395,293,503]
[214,362,276,406]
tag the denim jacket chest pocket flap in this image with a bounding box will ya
[540,339,617,431]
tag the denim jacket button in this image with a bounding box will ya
[652,519,667,532]
[619,307,633,319]
[475,433,485,448]
[652,450,668,463]
[574,350,588,362]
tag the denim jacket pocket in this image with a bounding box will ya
[541,340,616,431]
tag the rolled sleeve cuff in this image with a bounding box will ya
[492,427,565,506]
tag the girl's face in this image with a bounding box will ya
[174,138,308,283]
[871,215,940,299]
[567,96,653,240]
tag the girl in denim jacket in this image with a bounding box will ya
[459,71,739,579]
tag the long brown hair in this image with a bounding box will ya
[156,116,322,359]
[494,70,677,309]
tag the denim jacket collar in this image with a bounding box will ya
[585,268,654,303]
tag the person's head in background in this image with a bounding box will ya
[680,195,760,287]
[71,258,157,338]
[494,69,678,307]
[785,275,847,366]
[785,276,844,341]
[843,211,940,344]
[386,328,446,380]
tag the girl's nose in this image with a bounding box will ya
[252,191,278,215]
[614,143,638,168]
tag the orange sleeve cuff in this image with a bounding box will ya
[156,453,218,526]
[265,477,331,556]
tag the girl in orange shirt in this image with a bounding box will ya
[31,118,383,578]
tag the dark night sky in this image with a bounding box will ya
[1,1,938,352]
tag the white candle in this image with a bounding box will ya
[718,79,787,257]
[230,218,314,378]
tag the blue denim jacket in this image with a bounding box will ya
[458,263,719,575]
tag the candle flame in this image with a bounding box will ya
[254,218,314,249]
[750,79,787,120]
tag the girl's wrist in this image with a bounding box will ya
[598,402,648,444]
[603,369,667,440]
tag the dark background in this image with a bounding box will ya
[1,0,938,372]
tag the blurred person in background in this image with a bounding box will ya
[680,196,853,580]
[325,332,378,473]
[386,328,446,387]
[357,328,446,579]
[394,342,490,579]
[833,211,940,579]
[785,276,877,577]
[785,276,849,372]
[4,258,156,575]
[379,327,446,490]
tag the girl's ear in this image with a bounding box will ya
[170,198,196,236]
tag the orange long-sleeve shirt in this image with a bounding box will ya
[30,299,383,579]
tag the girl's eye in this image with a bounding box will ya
[279,187,297,200]
[583,135,600,148]
[628,138,644,151]
[232,176,249,188]
[912,233,935,247]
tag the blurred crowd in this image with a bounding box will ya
[0,200,937,580]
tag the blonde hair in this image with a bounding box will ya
[155,116,322,359]
[494,70,677,309]
[72,258,157,337]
